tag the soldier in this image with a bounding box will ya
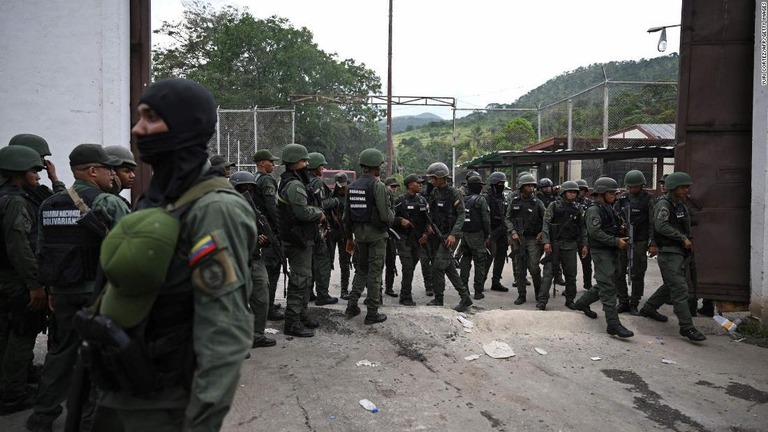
[536,177,557,208]
[575,179,594,290]
[209,154,236,178]
[638,172,706,342]
[505,174,546,305]
[82,78,256,431]
[252,149,285,321]
[383,177,400,298]
[104,145,137,207]
[307,152,339,306]
[458,175,491,299]
[571,177,634,338]
[458,170,479,196]
[484,172,511,293]
[615,170,657,315]
[343,149,393,324]
[328,172,352,300]
[7,134,66,206]
[424,162,473,312]
[277,144,324,337]
[392,174,430,306]
[27,144,130,430]
[537,181,588,310]
[230,171,276,348]
[419,177,436,297]
[657,173,669,197]
[0,146,46,415]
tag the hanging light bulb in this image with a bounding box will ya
[657,27,668,52]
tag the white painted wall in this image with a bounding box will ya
[0,0,131,187]
[751,1,767,324]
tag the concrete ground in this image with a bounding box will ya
[6,254,767,431]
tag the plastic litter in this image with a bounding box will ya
[356,360,379,367]
[457,316,474,329]
[464,354,481,361]
[534,347,547,355]
[359,399,378,413]
[590,357,602,361]
[483,341,515,359]
[713,315,743,339]
[264,328,279,335]
[662,359,677,365]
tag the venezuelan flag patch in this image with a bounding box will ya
[189,234,217,266]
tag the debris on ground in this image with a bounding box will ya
[356,360,380,367]
[359,399,379,413]
[457,315,474,330]
[662,359,677,365]
[483,341,515,359]
[534,347,548,355]
[590,357,602,361]
[265,328,279,334]
[464,354,481,361]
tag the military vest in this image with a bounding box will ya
[347,176,385,231]
[552,200,581,241]
[37,187,103,287]
[486,190,507,230]
[537,191,556,208]
[394,193,428,239]
[277,171,317,248]
[653,196,690,247]
[616,192,652,242]
[431,186,458,234]
[587,202,621,251]
[462,194,483,233]
[508,194,543,236]
[0,187,38,270]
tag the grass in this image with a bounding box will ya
[737,318,768,348]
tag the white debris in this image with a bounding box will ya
[457,316,474,329]
[264,328,279,335]
[464,354,481,361]
[483,341,515,359]
[661,359,677,365]
[590,357,602,361]
[356,360,380,367]
[534,347,548,355]
[463,328,473,333]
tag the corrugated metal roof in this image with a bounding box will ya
[637,123,676,139]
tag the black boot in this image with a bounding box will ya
[340,287,350,300]
[513,294,526,305]
[565,300,576,310]
[697,300,715,317]
[639,308,668,322]
[474,291,485,300]
[617,303,631,314]
[364,313,388,325]
[453,297,473,312]
[384,288,399,298]
[268,305,285,321]
[302,316,320,329]
[252,335,277,348]
[399,298,416,306]
[574,301,597,319]
[535,301,546,311]
[425,289,434,297]
[490,284,509,292]
[345,302,361,319]
[680,327,707,342]
[284,322,314,338]
[315,295,339,306]
[607,323,634,338]
[426,297,444,306]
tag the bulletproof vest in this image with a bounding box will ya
[617,192,652,241]
[0,187,39,270]
[486,190,507,229]
[537,191,556,208]
[462,194,483,233]
[587,202,622,250]
[552,200,581,241]
[654,196,690,247]
[431,186,458,234]
[394,193,428,237]
[37,187,103,287]
[347,176,385,231]
[277,171,317,248]
[508,194,543,236]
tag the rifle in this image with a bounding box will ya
[507,219,527,259]
[254,206,289,296]
[64,343,90,432]
[540,223,561,298]
[425,211,460,268]
[685,248,699,316]
[623,204,635,286]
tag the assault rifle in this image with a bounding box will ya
[425,211,460,268]
[623,204,635,286]
[253,206,289,296]
[540,223,561,298]
[507,219,527,259]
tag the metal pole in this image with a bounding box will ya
[237,140,241,169]
[567,98,573,178]
[537,106,541,142]
[452,108,456,181]
[385,0,394,177]
[216,106,221,154]
[602,79,609,149]
[291,107,296,144]
[253,106,258,152]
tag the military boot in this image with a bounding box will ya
[345,302,361,319]
[639,308,668,322]
[315,295,339,306]
[453,297,473,312]
[513,294,526,305]
[284,322,314,338]
[607,323,634,338]
[680,327,707,342]
[425,288,434,297]
[252,335,277,348]
[384,287,398,298]
[301,316,320,329]
[617,303,631,314]
[267,305,285,321]
[426,296,444,306]
[535,301,546,311]
[573,301,598,319]
[364,313,388,325]
[490,283,509,292]
[340,286,350,300]
[697,300,715,317]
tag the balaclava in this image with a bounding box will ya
[135,78,216,208]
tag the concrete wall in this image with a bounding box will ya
[0,0,131,187]
[751,1,768,324]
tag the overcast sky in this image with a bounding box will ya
[152,0,682,119]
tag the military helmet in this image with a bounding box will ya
[576,179,589,190]
[518,174,537,189]
[488,172,506,185]
[403,173,424,186]
[9,133,51,157]
[104,145,138,168]
[426,162,450,178]
[358,148,385,167]
[229,171,257,187]
[624,170,647,187]
[664,172,693,190]
[307,152,328,170]
[538,177,553,188]
[334,172,348,186]
[465,170,480,180]
[0,145,45,172]
[281,143,310,164]
[467,175,485,185]
[592,177,619,194]
[560,180,580,195]
[659,174,669,184]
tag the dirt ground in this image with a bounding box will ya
[6,256,768,431]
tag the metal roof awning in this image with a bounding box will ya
[463,145,676,169]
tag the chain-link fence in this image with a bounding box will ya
[207,108,295,176]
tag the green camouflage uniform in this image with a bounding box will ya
[428,184,471,301]
[458,191,491,296]
[308,173,339,301]
[538,199,587,304]
[505,193,546,299]
[614,191,655,309]
[254,171,282,310]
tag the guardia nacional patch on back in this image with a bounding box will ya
[658,207,670,221]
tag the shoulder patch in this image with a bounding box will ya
[189,234,217,266]
[591,215,601,227]
[657,207,670,221]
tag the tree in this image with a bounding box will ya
[153,1,384,168]
[493,117,537,150]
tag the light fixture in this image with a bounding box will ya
[647,24,680,52]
